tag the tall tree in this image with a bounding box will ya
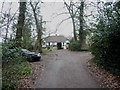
[78,1,85,47]
[15,1,26,47]
[22,3,34,50]
[64,1,78,41]
[30,1,42,53]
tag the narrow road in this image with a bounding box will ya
[33,50,101,88]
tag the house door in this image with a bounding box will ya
[57,42,62,49]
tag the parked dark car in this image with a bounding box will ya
[20,49,41,62]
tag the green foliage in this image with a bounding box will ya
[22,11,32,50]
[69,40,81,51]
[3,61,31,90]
[22,25,32,50]
[2,41,32,90]
[2,41,20,65]
[90,2,120,76]
[42,48,49,55]
[90,30,120,75]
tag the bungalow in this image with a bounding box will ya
[44,35,69,49]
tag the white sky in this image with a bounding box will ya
[41,2,73,37]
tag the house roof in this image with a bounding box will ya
[45,35,67,43]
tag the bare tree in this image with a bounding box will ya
[0,2,18,42]
[64,1,79,41]
[30,1,43,53]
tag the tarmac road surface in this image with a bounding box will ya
[33,50,101,88]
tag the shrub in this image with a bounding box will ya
[2,42,21,65]
[69,40,81,51]
[2,41,32,90]
[90,30,120,76]
[90,1,120,76]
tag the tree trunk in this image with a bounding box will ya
[79,2,84,46]
[72,17,77,41]
[15,2,26,47]
[37,17,42,53]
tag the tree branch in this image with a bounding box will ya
[0,9,19,28]
[55,17,71,33]
[52,12,69,19]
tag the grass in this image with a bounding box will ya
[51,47,57,51]
[2,56,32,90]
[42,48,49,55]
[42,47,57,55]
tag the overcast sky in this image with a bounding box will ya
[41,2,73,37]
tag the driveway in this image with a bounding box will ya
[32,50,101,88]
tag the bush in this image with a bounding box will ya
[90,1,120,76]
[69,40,81,51]
[2,41,32,90]
[90,28,120,76]
[2,42,20,65]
